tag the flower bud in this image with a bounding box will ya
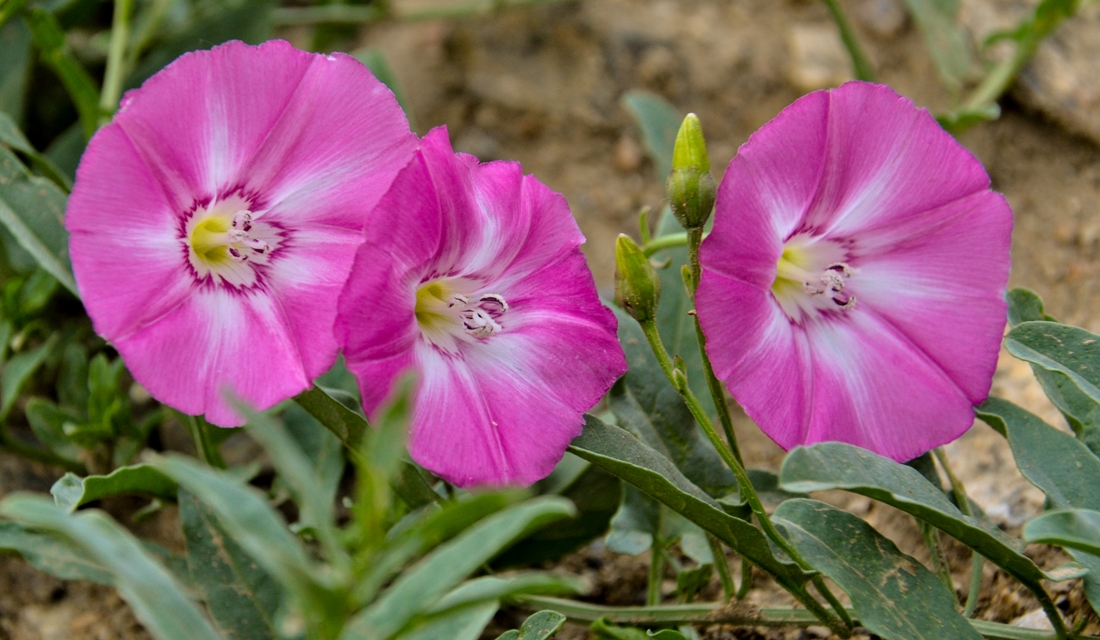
[614,234,660,324]
[666,114,716,230]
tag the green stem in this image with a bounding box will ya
[685,227,742,466]
[820,0,876,81]
[99,0,134,118]
[0,425,86,474]
[648,527,665,606]
[0,0,31,30]
[920,521,954,593]
[638,321,850,636]
[182,414,226,469]
[642,232,689,256]
[934,447,984,616]
[513,595,1067,639]
[706,533,736,601]
[736,558,752,600]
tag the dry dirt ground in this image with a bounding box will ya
[2,0,1100,637]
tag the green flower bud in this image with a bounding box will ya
[614,234,660,324]
[666,114,716,230]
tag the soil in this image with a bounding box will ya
[2,0,1100,637]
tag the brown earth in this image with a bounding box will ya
[2,0,1100,637]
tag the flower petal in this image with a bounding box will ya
[801,82,991,237]
[702,90,830,289]
[799,311,976,461]
[114,288,310,426]
[851,189,1012,403]
[66,124,193,340]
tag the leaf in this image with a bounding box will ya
[567,416,813,589]
[977,397,1100,615]
[0,494,222,640]
[23,9,102,138]
[281,402,345,517]
[429,574,582,615]
[495,610,567,640]
[606,484,661,555]
[1005,321,1100,406]
[0,146,76,295]
[1,333,57,419]
[125,0,275,91]
[778,443,1064,583]
[1003,294,1100,456]
[179,489,279,640]
[901,0,976,89]
[395,600,498,640]
[51,464,178,512]
[0,520,113,584]
[294,384,438,509]
[342,497,577,640]
[774,499,983,640]
[0,16,31,123]
[0,112,71,191]
[621,90,680,184]
[147,453,336,615]
[494,457,621,568]
[1024,509,1100,557]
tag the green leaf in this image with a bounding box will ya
[778,443,1064,583]
[774,499,982,640]
[125,0,275,91]
[0,111,71,190]
[281,401,344,528]
[294,384,438,509]
[606,484,660,555]
[1005,321,1100,405]
[567,416,813,589]
[0,17,32,124]
[179,489,279,640]
[494,458,621,568]
[1,333,57,419]
[1006,290,1100,456]
[0,495,222,640]
[590,618,651,640]
[51,464,178,512]
[977,397,1100,615]
[495,610,567,640]
[395,600,498,640]
[621,90,681,184]
[0,520,113,584]
[0,146,76,295]
[352,48,417,132]
[1024,509,1100,557]
[23,9,102,138]
[147,453,336,616]
[343,497,577,640]
[429,574,582,615]
[232,399,338,555]
[902,0,976,89]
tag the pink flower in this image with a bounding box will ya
[66,40,417,426]
[336,128,626,487]
[696,82,1012,461]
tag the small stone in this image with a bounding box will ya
[1011,608,1055,630]
[452,128,501,160]
[786,23,855,92]
[856,0,907,38]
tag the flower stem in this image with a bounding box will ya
[685,226,742,466]
[736,558,753,599]
[99,0,134,119]
[820,0,876,82]
[707,533,736,601]
[514,595,1066,639]
[638,320,850,637]
[642,232,689,256]
[182,414,226,469]
[933,447,984,616]
[648,525,665,606]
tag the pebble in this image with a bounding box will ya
[614,135,644,173]
[786,24,854,92]
[855,0,908,38]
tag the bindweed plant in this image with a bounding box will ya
[3,1,1100,640]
